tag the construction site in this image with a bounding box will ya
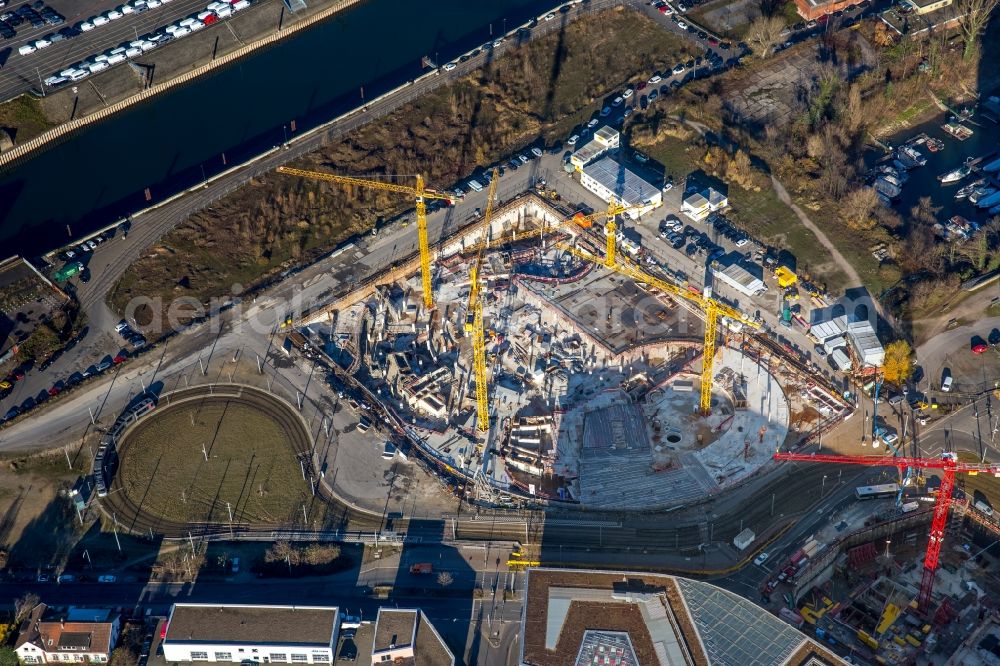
[270,164,1000,664]
[282,166,849,511]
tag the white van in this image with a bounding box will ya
[18,44,37,56]
[941,371,953,392]
[975,500,994,517]
[467,179,484,192]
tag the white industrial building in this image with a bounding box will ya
[847,320,884,368]
[712,259,766,297]
[580,157,662,219]
[162,604,340,664]
[681,187,728,221]
[570,126,620,171]
[808,306,885,370]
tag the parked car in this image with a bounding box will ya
[753,552,769,566]
[941,370,953,392]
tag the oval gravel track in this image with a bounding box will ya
[101,383,383,538]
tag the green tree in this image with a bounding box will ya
[882,340,913,385]
[0,647,19,666]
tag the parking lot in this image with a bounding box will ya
[0,0,256,102]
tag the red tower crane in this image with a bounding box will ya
[774,450,1000,612]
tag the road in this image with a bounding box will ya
[0,0,908,619]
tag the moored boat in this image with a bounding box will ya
[938,163,972,183]
[942,122,974,140]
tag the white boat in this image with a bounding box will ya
[875,177,902,199]
[899,145,927,166]
[969,187,996,205]
[939,163,972,183]
[955,184,975,199]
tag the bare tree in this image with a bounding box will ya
[841,188,880,230]
[746,16,786,59]
[436,571,454,588]
[14,592,40,624]
[956,0,1000,60]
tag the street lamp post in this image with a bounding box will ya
[884,539,891,559]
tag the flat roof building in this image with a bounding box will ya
[580,157,661,219]
[370,609,454,666]
[519,568,848,665]
[712,258,766,297]
[570,127,620,171]
[682,187,728,221]
[162,604,340,664]
[793,0,855,20]
[847,320,884,368]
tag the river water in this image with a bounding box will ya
[878,104,1000,224]
[0,0,556,255]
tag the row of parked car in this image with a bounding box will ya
[58,230,114,261]
[41,0,252,87]
[1,347,135,423]
[2,1,63,42]
[115,319,148,350]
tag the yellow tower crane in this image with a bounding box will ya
[467,168,499,433]
[276,166,455,310]
[557,243,760,415]
[596,197,640,269]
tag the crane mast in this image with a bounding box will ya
[557,237,759,415]
[775,450,1000,611]
[276,166,454,311]
[468,169,499,433]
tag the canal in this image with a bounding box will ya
[878,102,1000,226]
[0,0,558,256]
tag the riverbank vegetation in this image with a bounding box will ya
[108,8,694,318]
[0,95,55,146]
[659,15,1000,325]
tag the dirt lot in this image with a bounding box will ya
[116,399,310,524]
[0,452,85,568]
[107,8,695,320]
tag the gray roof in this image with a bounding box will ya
[582,157,661,206]
[673,577,804,666]
[165,605,338,647]
[373,609,416,652]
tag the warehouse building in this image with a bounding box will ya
[580,157,662,219]
[162,604,340,664]
[570,126,620,171]
[847,320,884,368]
[712,257,767,297]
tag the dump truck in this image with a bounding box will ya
[409,563,433,575]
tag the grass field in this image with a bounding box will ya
[117,400,311,525]
[640,133,850,286]
[0,95,56,145]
